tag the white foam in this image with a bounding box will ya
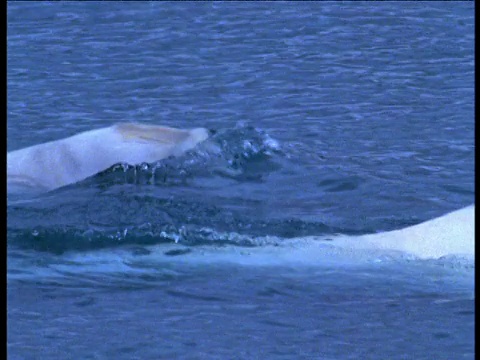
[28,205,470,288]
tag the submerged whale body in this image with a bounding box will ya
[149,205,475,265]
[191,205,475,263]
[7,123,209,193]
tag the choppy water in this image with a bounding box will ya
[7,2,474,359]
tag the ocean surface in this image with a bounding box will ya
[7,2,474,359]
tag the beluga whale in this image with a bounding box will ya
[211,205,475,263]
[331,205,475,259]
[7,123,209,194]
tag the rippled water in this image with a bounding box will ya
[7,2,474,359]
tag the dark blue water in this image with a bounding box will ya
[7,2,474,359]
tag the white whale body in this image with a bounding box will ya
[331,205,475,259]
[7,123,209,193]
[151,205,475,263]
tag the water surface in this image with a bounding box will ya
[7,2,474,359]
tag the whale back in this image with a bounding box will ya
[115,123,209,158]
[7,123,209,193]
[116,123,191,144]
[334,205,475,259]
